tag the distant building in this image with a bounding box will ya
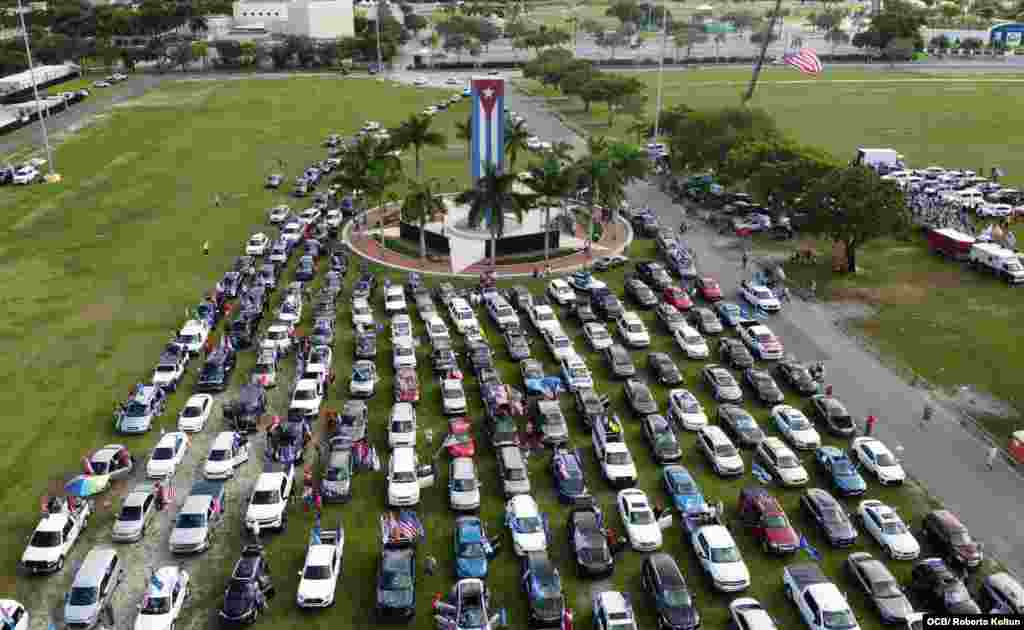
[990,22,1024,48]
[232,0,354,39]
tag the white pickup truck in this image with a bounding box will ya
[20,500,91,574]
[969,242,1024,284]
[783,563,861,630]
[245,462,295,534]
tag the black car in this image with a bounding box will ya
[195,347,237,393]
[846,552,915,624]
[719,338,755,369]
[222,271,243,299]
[909,558,982,615]
[432,348,458,374]
[635,261,674,291]
[566,500,614,577]
[223,384,268,433]
[624,379,658,416]
[574,388,608,428]
[808,395,855,436]
[504,326,532,361]
[716,404,765,448]
[550,447,589,503]
[353,273,376,300]
[469,346,495,374]
[920,510,984,570]
[508,286,534,312]
[258,264,278,291]
[571,301,598,324]
[602,344,636,378]
[295,256,316,282]
[641,552,700,630]
[354,327,377,359]
[521,552,565,627]
[647,352,683,386]
[310,321,335,348]
[625,278,658,308]
[591,289,624,321]
[377,546,416,619]
[227,314,260,350]
[775,358,819,396]
[219,544,275,624]
[641,414,683,463]
[800,488,858,547]
[743,368,785,404]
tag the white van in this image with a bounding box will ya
[387,447,434,507]
[969,243,1024,283]
[448,298,479,334]
[854,147,902,173]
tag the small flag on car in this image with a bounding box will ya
[799,534,821,561]
[751,463,772,484]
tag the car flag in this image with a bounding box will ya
[751,463,773,484]
[799,534,821,561]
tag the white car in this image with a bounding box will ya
[146,432,189,479]
[268,241,288,264]
[391,314,414,345]
[393,341,417,369]
[385,285,407,314]
[852,437,906,485]
[740,281,781,312]
[325,209,342,228]
[268,205,291,224]
[425,316,450,343]
[616,311,650,348]
[857,500,920,560]
[264,323,293,355]
[593,433,638,487]
[203,431,250,479]
[737,323,784,360]
[486,296,520,329]
[298,207,321,225]
[350,361,378,397]
[281,221,302,244]
[546,279,575,305]
[290,379,324,418]
[543,328,575,361]
[617,489,663,551]
[673,325,709,359]
[414,76,429,86]
[656,303,688,333]
[729,597,778,630]
[582,322,614,350]
[245,467,294,533]
[296,528,344,608]
[21,505,89,573]
[12,166,40,184]
[449,457,480,511]
[176,320,210,355]
[351,298,374,327]
[559,354,593,391]
[448,298,480,334]
[276,297,302,324]
[691,525,751,592]
[506,495,547,555]
[388,402,417,447]
[697,425,744,477]
[770,405,820,450]
[667,388,708,430]
[528,303,561,333]
[442,379,467,415]
[526,135,543,151]
[387,447,427,507]
[133,566,190,630]
[178,394,213,433]
[245,233,270,256]
[594,592,637,630]
[755,437,809,487]
[978,203,1012,217]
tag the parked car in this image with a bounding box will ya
[641,414,682,463]
[667,389,708,431]
[702,365,742,402]
[624,379,658,416]
[909,558,981,614]
[647,352,683,385]
[717,404,765,448]
[520,551,564,627]
[852,437,906,486]
[771,405,820,451]
[63,547,123,629]
[697,425,744,477]
[755,437,809,487]
[920,510,983,569]
[617,488,663,551]
[846,552,915,624]
[736,487,799,554]
[376,546,416,620]
[808,395,856,436]
[602,344,636,378]
[689,307,724,335]
[858,500,921,560]
[719,338,755,370]
[550,447,589,503]
[775,358,819,396]
[815,446,867,496]
[566,500,614,576]
[800,488,858,547]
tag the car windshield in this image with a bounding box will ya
[823,610,858,630]
[875,452,898,467]
[606,451,632,465]
[630,509,654,525]
[120,505,142,520]
[733,415,756,429]
[392,421,414,433]
[663,589,692,607]
[873,579,902,598]
[267,330,286,340]
[763,514,788,528]
[882,521,906,535]
[684,334,702,345]
[294,388,317,401]
[753,289,774,300]
[778,455,800,468]
[755,333,775,343]
[209,448,230,462]
[497,307,515,317]
[156,364,177,373]
[30,530,61,547]
[452,478,475,491]
[125,402,149,416]
[177,334,198,344]
[444,388,462,399]
[715,444,737,457]
[304,564,332,580]
[200,365,223,379]
[553,338,569,348]
[627,323,645,333]
[69,586,98,605]
[459,542,485,557]
[140,595,171,614]
[536,312,553,322]
[506,467,526,481]
[153,447,175,460]
[832,415,853,428]
[822,508,845,524]
[570,367,589,379]
[176,512,206,528]
[517,516,542,533]
[252,364,271,375]
[833,459,856,475]
[710,546,740,563]
[90,461,109,475]
[634,389,652,403]
[392,471,416,483]
[670,474,696,493]
[251,490,280,505]
[786,414,811,430]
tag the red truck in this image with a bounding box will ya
[927,228,975,260]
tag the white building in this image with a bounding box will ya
[232,0,354,38]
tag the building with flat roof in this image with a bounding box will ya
[232,0,353,38]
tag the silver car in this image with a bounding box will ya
[64,547,122,629]
[111,485,157,543]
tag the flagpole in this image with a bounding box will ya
[741,0,783,105]
[651,0,669,141]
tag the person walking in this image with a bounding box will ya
[741,250,749,271]
[987,445,999,470]
[921,403,934,429]
[425,554,438,576]
[865,415,877,437]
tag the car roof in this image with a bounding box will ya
[391,403,415,420]
[255,473,284,490]
[212,431,236,449]
[452,457,475,476]
[182,494,212,512]
[858,556,894,581]
[307,544,336,565]
[598,591,630,613]
[74,548,118,585]
[510,494,539,514]
[701,425,730,442]
[700,525,734,546]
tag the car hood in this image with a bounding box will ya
[169,526,208,546]
[456,556,487,578]
[718,454,744,471]
[876,595,914,621]
[378,588,414,608]
[298,577,336,601]
[205,460,235,475]
[629,523,663,545]
[765,526,799,545]
[789,428,820,445]
[662,604,699,629]
[888,533,920,554]
[247,504,282,521]
[709,560,749,584]
[636,400,658,413]
[605,463,638,478]
[674,493,707,513]
[835,472,867,492]
[64,603,100,624]
[451,488,480,506]
[778,466,808,484]
[514,531,547,553]
[112,518,143,537]
[22,545,60,563]
[152,371,177,383]
[147,459,177,476]
[134,612,173,630]
[875,464,905,481]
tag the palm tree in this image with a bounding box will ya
[455,116,472,160]
[528,144,575,262]
[578,136,647,241]
[504,118,531,170]
[335,134,402,238]
[394,113,446,181]
[456,163,537,267]
[402,178,446,260]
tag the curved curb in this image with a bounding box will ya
[343,209,634,278]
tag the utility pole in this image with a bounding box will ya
[742,0,783,105]
[17,0,54,177]
[375,0,384,75]
[651,0,669,140]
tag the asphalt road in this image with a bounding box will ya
[505,81,1024,578]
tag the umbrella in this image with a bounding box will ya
[64,474,110,497]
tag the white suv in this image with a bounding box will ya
[385,285,407,314]
[697,425,744,477]
[387,447,425,507]
[616,311,650,348]
[388,403,417,447]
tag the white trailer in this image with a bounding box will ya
[969,242,1024,284]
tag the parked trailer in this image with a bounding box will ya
[927,228,975,261]
[969,242,1024,284]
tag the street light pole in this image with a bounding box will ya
[651,0,669,141]
[17,0,54,177]
[375,0,384,76]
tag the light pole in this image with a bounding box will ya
[651,0,669,141]
[16,0,54,177]
[375,0,384,76]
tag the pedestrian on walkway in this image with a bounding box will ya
[425,554,438,576]
[865,415,877,437]
[741,251,748,271]
[921,403,934,429]
[825,384,833,396]
[987,445,999,470]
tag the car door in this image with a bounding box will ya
[63,517,77,547]
[853,562,871,596]
[171,580,183,616]
[417,462,435,488]
[142,495,154,529]
[865,509,881,540]
[805,496,822,527]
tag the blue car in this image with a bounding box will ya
[550,447,589,503]
[661,465,707,514]
[815,446,867,496]
[714,302,744,328]
[454,516,490,579]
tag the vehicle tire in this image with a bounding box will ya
[785,583,795,602]
[57,556,65,571]
[886,545,894,559]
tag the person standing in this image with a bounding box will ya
[202,240,210,255]
[425,554,438,576]
[987,445,999,470]
[921,403,934,429]
[741,251,749,271]
[865,415,877,437]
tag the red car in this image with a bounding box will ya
[696,277,722,302]
[737,487,799,554]
[662,286,693,311]
[446,417,476,458]
[393,366,420,403]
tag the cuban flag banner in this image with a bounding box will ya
[471,77,505,185]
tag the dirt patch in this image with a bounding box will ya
[81,302,116,323]
[832,284,927,306]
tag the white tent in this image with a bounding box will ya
[695,4,714,11]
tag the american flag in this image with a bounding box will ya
[782,48,823,75]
